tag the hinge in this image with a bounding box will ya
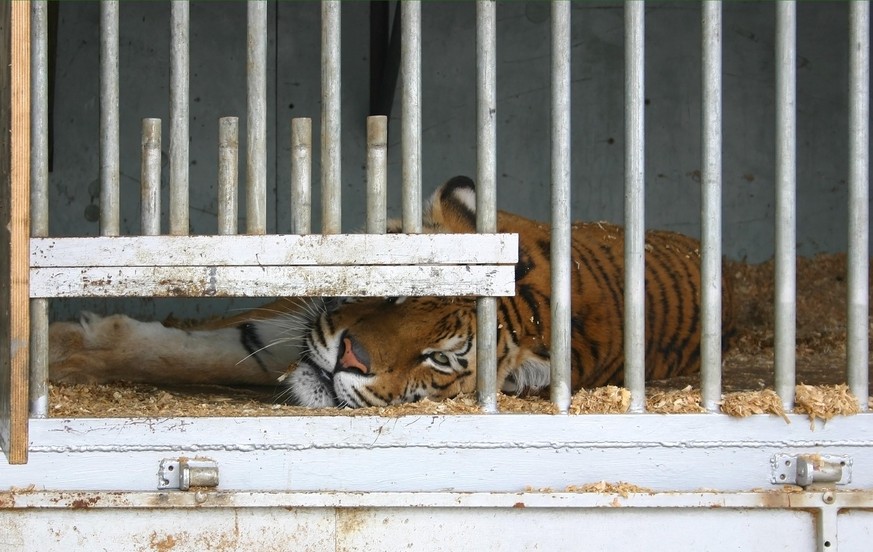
[771,454,852,487]
[158,457,220,490]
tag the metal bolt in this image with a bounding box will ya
[194,490,208,504]
[822,491,835,505]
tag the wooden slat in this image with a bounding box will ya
[30,234,518,267]
[30,265,516,298]
[0,1,31,464]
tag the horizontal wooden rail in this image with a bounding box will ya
[31,234,517,267]
[30,233,518,298]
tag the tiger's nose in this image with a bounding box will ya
[337,334,371,374]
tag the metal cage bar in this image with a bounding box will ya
[550,0,572,413]
[700,1,723,412]
[476,0,498,413]
[247,1,268,235]
[774,1,797,409]
[29,0,48,419]
[169,0,190,236]
[321,1,342,234]
[99,1,120,236]
[623,0,646,413]
[367,115,388,235]
[217,117,239,235]
[401,1,422,233]
[140,118,162,236]
[847,0,870,410]
[291,117,313,235]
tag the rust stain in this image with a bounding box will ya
[149,532,178,552]
[512,502,525,509]
[70,495,100,509]
[337,507,369,535]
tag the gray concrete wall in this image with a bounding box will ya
[47,2,862,320]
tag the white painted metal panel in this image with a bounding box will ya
[30,234,518,267]
[0,508,336,551]
[0,507,819,552]
[841,511,873,552]
[3,490,868,552]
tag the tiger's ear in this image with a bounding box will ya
[425,176,478,233]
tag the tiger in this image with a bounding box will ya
[48,175,734,408]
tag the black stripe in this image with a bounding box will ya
[431,370,472,391]
[588,240,626,367]
[648,235,700,375]
[573,241,622,369]
[238,323,269,372]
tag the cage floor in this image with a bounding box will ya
[48,253,872,418]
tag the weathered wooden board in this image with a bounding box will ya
[30,265,517,298]
[4,414,873,492]
[30,234,518,267]
[0,1,30,464]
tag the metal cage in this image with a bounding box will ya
[1,2,871,550]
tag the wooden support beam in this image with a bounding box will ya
[0,1,32,464]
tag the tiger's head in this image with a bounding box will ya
[285,176,544,408]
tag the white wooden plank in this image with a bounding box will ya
[30,265,516,298]
[3,415,871,493]
[30,234,518,267]
[31,413,873,451]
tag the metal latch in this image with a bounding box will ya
[771,454,852,487]
[158,458,220,490]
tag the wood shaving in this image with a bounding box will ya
[794,383,861,428]
[569,386,630,414]
[646,386,705,413]
[720,389,790,423]
[564,481,653,497]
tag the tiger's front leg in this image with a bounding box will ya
[48,300,314,387]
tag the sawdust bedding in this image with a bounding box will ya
[50,253,872,420]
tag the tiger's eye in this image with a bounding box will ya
[431,352,450,366]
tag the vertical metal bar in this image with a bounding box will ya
[247,1,268,235]
[550,0,572,413]
[169,0,190,235]
[217,117,239,235]
[140,118,162,236]
[401,1,422,233]
[30,2,47,240]
[291,118,312,235]
[700,1,723,412]
[321,1,342,234]
[847,1,869,411]
[774,1,797,409]
[624,0,646,413]
[99,1,120,236]
[367,115,388,234]
[476,0,498,413]
[30,0,49,418]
